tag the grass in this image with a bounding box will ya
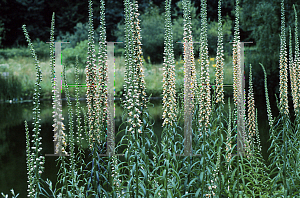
[2,0,300,197]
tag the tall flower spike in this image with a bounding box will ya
[97,0,109,146]
[122,0,134,113]
[124,0,149,136]
[289,28,297,115]
[279,0,289,115]
[260,63,274,129]
[247,64,256,154]
[86,0,98,149]
[232,0,242,108]
[255,108,262,153]
[182,0,197,117]
[162,0,177,128]
[198,0,211,132]
[293,4,300,115]
[215,0,225,105]
[22,23,45,197]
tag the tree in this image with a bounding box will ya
[0,19,5,48]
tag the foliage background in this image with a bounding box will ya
[0,0,300,100]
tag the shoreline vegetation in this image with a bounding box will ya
[0,54,234,103]
[2,0,300,197]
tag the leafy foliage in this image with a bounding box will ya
[61,40,89,68]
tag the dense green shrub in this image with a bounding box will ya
[208,15,233,57]
[57,22,101,49]
[140,5,165,64]
[61,39,89,68]
[0,47,31,59]
[0,39,49,60]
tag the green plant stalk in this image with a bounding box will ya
[25,120,34,197]
[227,97,232,194]
[75,55,85,152]
[63,64,76,194]
[74,56,87,196]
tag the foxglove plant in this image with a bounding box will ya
[197,0,217,196]
[263,4,300,190]
[158,0,181,196]
[289,28,297,115]
[23,24,45,197]
[211,1,230,196]
[122,0,149,134]
[232,0,242,111]
[279,0,289,116]
[96,0,108,148]
[121,0,133,114]
[229,0,247,195]
[48,13,68,157]
[121,1,153,196]
[215,0,225,106]
[161,0,177,129]
[247,64,256,154]
[84,0,111,196]
[182,0,197,118]
[198,0,211,132]
[181,0,198,195]
[96,1,123,196]
[86,0,99,149]
[232,7,242,108]
[268,0,297,195]
[260,63,274,129]
[292,5,300,189]
[242,63,271,196]
[47,13,70,196]
[293,4,300,117]
[62,63,76,194]
[231,0,241,161]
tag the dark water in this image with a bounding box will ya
[0,95,278,196]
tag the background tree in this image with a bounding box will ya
[241,0,300,98]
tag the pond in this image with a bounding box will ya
[0,95,276,196]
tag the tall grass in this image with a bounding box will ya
[2,0,300,197]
